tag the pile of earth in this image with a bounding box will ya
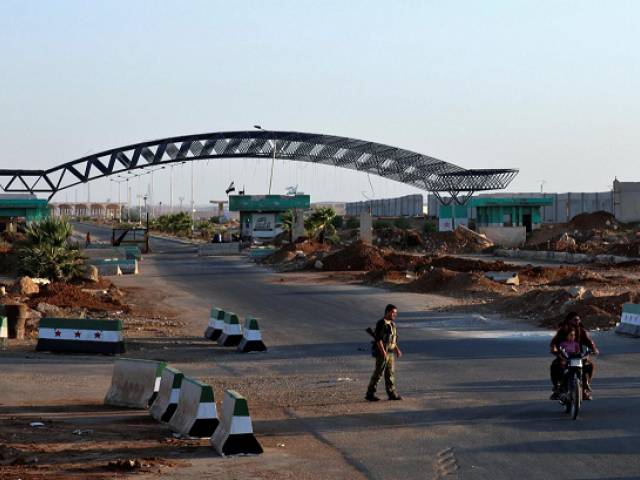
[538,290,640,331]
[491,289,574,320]
[547,270,618,286]
[261,240,332,265]
[360,270,412,285]
[375,228,424,250]
[400,268,509,296]
[26,282,130,312]
[516,265,579,285]
[608,240,640,257]
[321,243,430,271]
[568,210,617,231]
[426,256,511,273]
[423,230,490,254]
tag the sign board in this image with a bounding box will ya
[252,213,276,238]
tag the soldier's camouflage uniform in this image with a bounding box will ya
[366,318,399,398]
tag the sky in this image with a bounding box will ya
[1,1,639,206]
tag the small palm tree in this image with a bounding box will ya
[14,216,86,281]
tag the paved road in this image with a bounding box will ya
[36,225,640,478]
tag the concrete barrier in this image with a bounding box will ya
[238,317,267,353]
[36,318,125,354]
[616,303,640,337]
[204,308,226,341]
[84,248,128,260]
[218,312,243,347]
[97,259,138,274]
[96,265,122,276]
[168,377,219,438]
[483,272,519,285]
[211,390,263,456]
[0,316,7,349]
[494,249,634,265]
[150,366,184,423]
[198,243,241,257]
[104,358,166,409]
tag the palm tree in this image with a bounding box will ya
[14,216,86,281]
[307,207,336,243]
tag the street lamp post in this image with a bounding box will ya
[254,125,277,195]
[110,178,128,222]
[137,194,143,226]
[179,197,185,212]
[145,166,165,218]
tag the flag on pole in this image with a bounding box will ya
[285,185,298,196]
[225,182,235,195]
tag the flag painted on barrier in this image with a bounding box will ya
[622,303,640,326]
[1,317,7,339]
[37,318,125,354]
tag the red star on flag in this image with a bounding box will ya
[94,332,101,339]
[74,331,81,338]
[54,330,61,337]
[444,222,451,228]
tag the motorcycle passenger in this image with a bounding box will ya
[549,312,599,401]
[558,328,580,370]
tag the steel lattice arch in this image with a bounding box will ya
[0,131,518,202]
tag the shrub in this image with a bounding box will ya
[330,215,344,229]
[393,217,411,230]
[373,220,392,230]
[423,222,437,233]
[346,216,360,229]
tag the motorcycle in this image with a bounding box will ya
[552,347,593,420]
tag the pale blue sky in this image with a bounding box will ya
[1,1,639,205]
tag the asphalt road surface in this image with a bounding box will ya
[21,225,640,478]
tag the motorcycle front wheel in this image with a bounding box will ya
[571,377,581,420]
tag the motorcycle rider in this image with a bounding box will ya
[549,312,599,401]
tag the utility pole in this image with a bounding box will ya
[191,162,195,236]
[137,194,143,226]
[254,125,277,195]
[179,197,184,212]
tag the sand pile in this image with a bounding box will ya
[423,230,491,254]
[26,282,130,312]
[401,268,508,295]
[321,243,430,272]
[568,211,616,231]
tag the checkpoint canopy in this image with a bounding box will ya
[229,194,310,239]
[0,194,49,232]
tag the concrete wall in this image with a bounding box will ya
[346,194,423,217]
[479,227,526,247]
[614,180,640,222]
[198,243,241,256]
[428,191,613,223]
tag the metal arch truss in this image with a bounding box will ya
[0,131,518,201]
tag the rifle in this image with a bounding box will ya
[365,327,375,338]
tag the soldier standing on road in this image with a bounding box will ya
[365,304,403,401]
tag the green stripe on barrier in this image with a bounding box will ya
[244,317,260,330]
[40,318,122,331]
[211,308,225,320]
[228,390,250,416]
[163,366,184,387]
[224,312,239,325]
[623,303,640,315]
[183,377,215,402]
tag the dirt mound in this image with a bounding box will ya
[568,211,616,231]
[322,243,392,271]
[538,291,640,331]
[360,270,412,285]
[0,246,12,274]
[492,289,574,320]
[517,266,578,285]
[402,268,508,295]
[548,270,611,286]
[26,282,130,312]
[262,240,331,264]
[428,256,511,273]
[608,241,640,257]
[423,230,489,254]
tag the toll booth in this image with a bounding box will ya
[228,194,310,240]
[0,195,50,232]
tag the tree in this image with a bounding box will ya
[307,207,336,242]
[280,210,293,232]
[13,216,86,281]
